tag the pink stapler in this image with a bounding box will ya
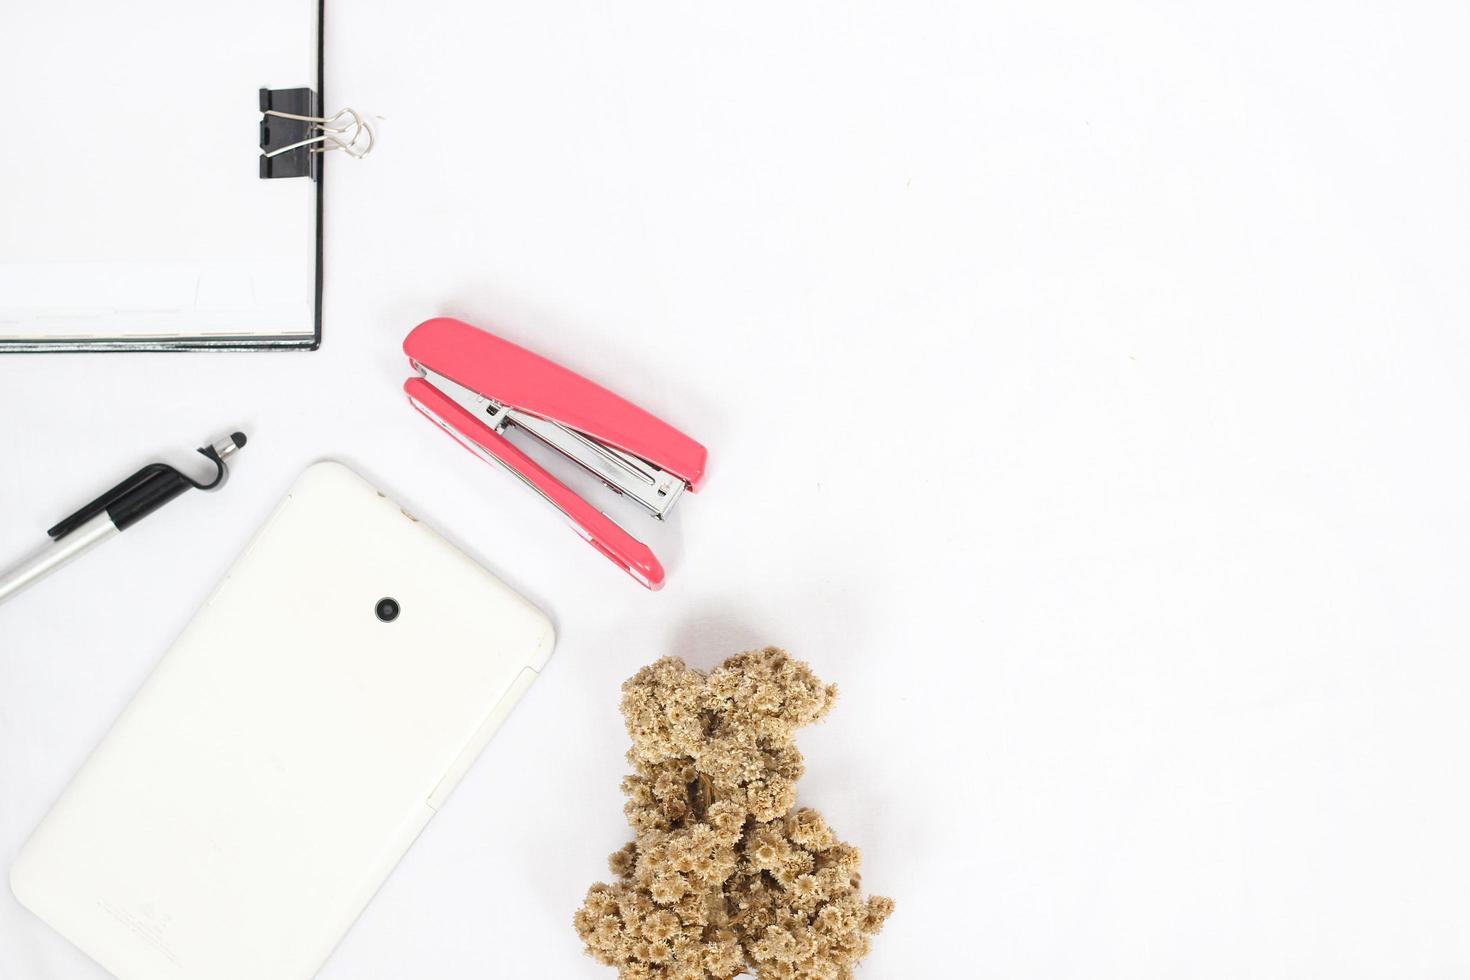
[403,317,708,590]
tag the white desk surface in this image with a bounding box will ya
[3,3,1469,978]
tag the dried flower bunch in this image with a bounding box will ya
[575,648,893,980]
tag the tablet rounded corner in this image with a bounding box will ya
[530,615,556,673]
[298,458,355,484]
[8,849,41,914]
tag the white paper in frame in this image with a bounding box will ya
[0,0,323,350]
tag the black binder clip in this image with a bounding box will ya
[259,88,376,180]
[259,88,320,180]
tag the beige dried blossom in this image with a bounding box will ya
[574,648,893,980]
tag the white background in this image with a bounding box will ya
[3,1,1469,977]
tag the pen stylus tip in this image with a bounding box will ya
[210,432,248,462]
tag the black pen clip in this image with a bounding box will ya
[47,433,248,540]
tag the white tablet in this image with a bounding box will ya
[9,461,554,979]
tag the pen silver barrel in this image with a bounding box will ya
[0,513,120,606]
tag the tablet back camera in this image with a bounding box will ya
[375,598,400,623]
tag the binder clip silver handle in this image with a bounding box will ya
[259,88,375,180]
[262,106,375,160]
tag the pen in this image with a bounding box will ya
[0,433,247,607]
